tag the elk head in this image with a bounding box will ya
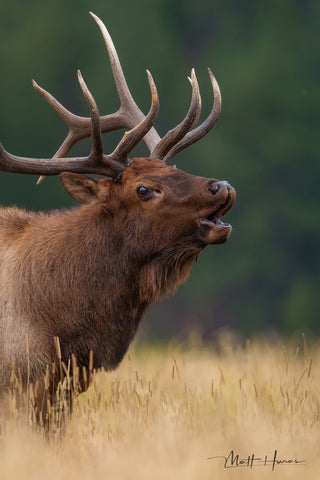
[0,12,235,292]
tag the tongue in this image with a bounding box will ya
[215,218,230,227]
[200,217,230,228]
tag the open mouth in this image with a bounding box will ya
[199,191,234,229]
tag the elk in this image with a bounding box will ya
[0,13,235,418]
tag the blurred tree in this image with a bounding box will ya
[0,0,319,337]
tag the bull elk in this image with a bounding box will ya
[0,13,235,420]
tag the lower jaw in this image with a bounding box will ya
[199,223,232,245]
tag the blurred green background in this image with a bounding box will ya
[0,1,319,339]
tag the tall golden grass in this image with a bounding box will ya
[0,333,319,479]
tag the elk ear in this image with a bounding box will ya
[60,173,111,205]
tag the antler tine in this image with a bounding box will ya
[77,70,103,161]
[150,69,201,161]
[34,79,95,185]
[188,72,202,131]
[110,71,159,164]
[33,76,127,156]
[77,69,127,178]
[163,69,222,163]
[89,12,161,153]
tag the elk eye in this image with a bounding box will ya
[137,185,150,197]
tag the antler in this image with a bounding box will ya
[0,13,222,182]
[0,69,159,180]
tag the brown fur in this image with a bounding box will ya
[0,157,235,413]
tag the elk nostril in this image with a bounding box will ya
[209,182,220,195]
[209,180,231,195]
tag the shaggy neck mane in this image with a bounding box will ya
[139,244,202,304]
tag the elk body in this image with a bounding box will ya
[0,14,235,416]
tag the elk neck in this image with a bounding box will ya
[3,203,200,374]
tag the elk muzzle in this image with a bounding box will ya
[198,179,236,245]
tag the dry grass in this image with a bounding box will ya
[0,333,319,479]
